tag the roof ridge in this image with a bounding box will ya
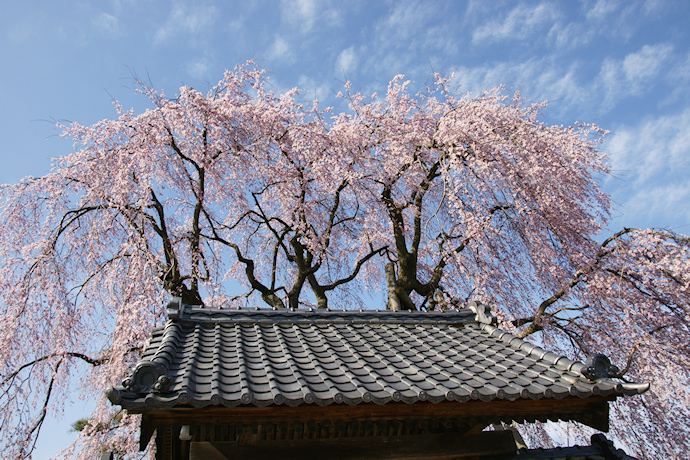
[165,297,485,325]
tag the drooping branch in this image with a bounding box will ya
[18,359,62,460]
[516,228,636,338]
[4,64,688,458]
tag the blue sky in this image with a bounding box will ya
[2,0,689,457]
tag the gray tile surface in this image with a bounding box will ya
[107,302,648,410]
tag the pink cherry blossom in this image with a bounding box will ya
[0,62,687,458]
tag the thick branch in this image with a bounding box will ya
[189,166,205,293]
[2,352,102,386]
[305,245,388,309]
[206,230,286,309]
[385,262,416,311]
[410,157,443,262]
[148,190,181,288]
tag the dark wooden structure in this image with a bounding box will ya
[107,299,646,459]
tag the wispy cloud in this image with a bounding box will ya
[450,57,588,111]
[335,46,357,76]
[154,2,218,45]
[608,109,690,185]
[598,43,673,107]
[472,2,560,44]
[622,43,672,82]
[92,13,120,36]
[280,0,341,32]
[283,0,317,30]
[383,0,431,40]
[537,1,653,50]
[186,58,210,79]
[361,0,459,85]
[586,0,620,21]
[267,35,293,62]
[452,41,679,119]
[297,74,331,101]
[606,108,690,227]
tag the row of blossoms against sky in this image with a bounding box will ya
[0,63,688,458]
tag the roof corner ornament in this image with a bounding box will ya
[105,387,122,405]
[167,297,185,321]
[122,361,172,394]
[468,301,496,325]
[581,354,621,381]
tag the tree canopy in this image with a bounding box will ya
[0,63,688,458]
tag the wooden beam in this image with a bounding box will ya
[589,401,609,432]
[142,396,610,428]
[189,430,518,460]
[140,415,155,450]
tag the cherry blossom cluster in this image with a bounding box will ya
[0,62,687,458]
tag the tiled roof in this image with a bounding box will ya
[106,300,648,411]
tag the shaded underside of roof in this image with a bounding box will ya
[107,304,647,413]
[182,431,636,460]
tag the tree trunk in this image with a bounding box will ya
[386,262,416,311]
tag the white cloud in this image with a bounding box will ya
[598,43,673,107]
[450,42,679,119]
[186,58,210,79]
[548,21,585,49]
[472,2,560,44]
[293,0,318,29]
[281,0,314,28]
[547,1,657,50]
[622,43,672,82]
[450,58,588,111]
[586,0,620,21]
[642,0,666,15]
[605,108,690,227]
[297,75,331,101]
[666,52,690,107]
[154,2,217,45]
[335,46,357,76]
[267,35,293,62]
[92,13,120,36]
[610,181,690,231]
[361,0,458,83]
[608,109,690,184]
[280,0,341,32]
[671,51,690,81]
[383,0,430,39]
